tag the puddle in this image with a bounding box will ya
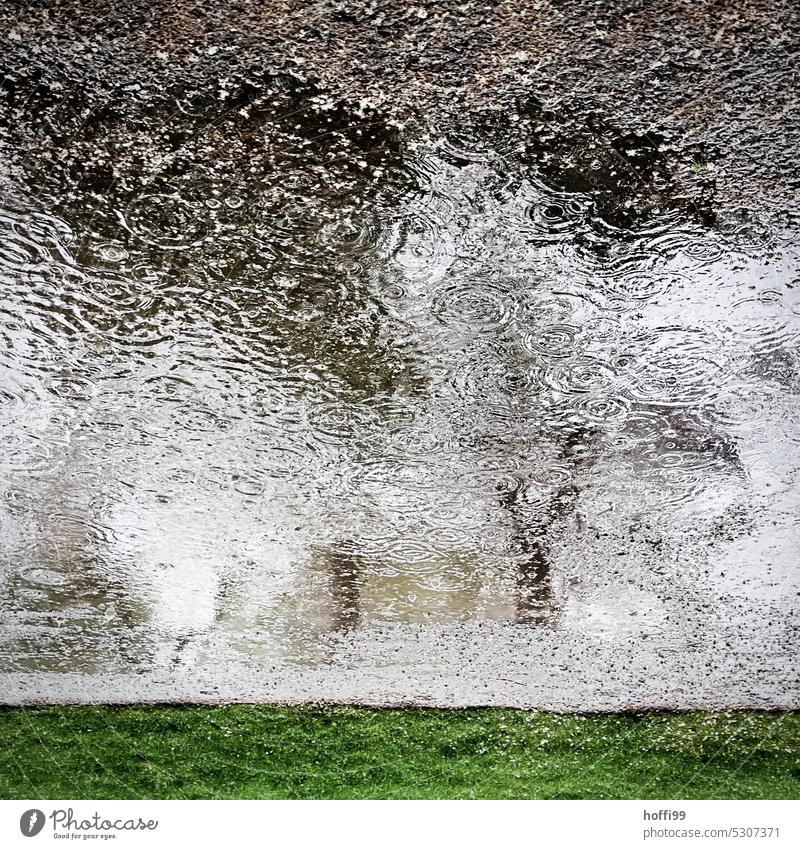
[0,63,798,708]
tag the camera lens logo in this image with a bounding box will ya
[20,809,45,837]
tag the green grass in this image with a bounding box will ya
[0,706,797,799]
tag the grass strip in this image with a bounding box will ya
[0,706,797,799]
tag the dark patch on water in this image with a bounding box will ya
[513,96,717,230]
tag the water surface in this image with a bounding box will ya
[1,87,798,707]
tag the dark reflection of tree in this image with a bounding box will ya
[496,408,745,627]
[500,485,571,626]
[323,544,366,632]
[464,103,742,627]
[511,96,716,229]
[494,422,598,625]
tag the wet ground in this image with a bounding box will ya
[0,0,798,709]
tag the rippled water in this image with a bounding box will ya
[0,89,798,701]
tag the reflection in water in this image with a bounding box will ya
[0,74,798,689]
[324,545,366,632]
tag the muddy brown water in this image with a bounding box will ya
[0,1,798,708]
